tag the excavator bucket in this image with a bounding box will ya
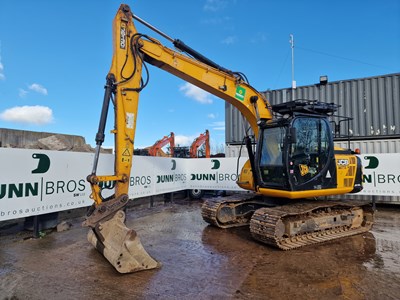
[87,210,160,273]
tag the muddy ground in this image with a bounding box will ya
[0,196,399,300]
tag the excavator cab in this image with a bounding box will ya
[254,100,362,198]
[258,114,336,191]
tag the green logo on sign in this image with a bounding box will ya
[364,156,379,169]
[32,153,51,174]
[235,86,246,101]
[211,159,220,170]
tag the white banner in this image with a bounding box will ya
[0,148,246,221]
[1,148,94,221]
[358,153,400,197]
[0,148,399,221]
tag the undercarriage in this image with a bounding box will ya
[201,194,374,250]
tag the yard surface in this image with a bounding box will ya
[1,198,399,299]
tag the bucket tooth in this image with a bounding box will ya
[87,210,160,273]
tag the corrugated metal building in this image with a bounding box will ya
[225,73,400,204]
[226,72,400,147]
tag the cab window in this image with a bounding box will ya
[259,127,285,186]
[289,117,330,185]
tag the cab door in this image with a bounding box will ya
[288,116,337,191]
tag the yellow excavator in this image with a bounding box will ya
[84,4,374,273]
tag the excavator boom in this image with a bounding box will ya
[84,4,271,273]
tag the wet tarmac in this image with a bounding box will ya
[0,198,399,300]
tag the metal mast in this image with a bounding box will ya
[289,34,295,100]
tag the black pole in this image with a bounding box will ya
[33,215,40,238]
[372,195,377,211]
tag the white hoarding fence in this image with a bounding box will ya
[0,148,246,221]
[0,148,399,221]
[358,154,400,196]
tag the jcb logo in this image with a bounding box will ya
[337,159,349,166]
